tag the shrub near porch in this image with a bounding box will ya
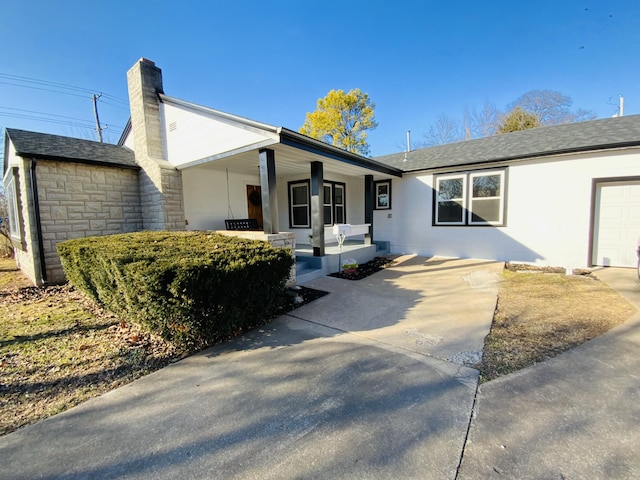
[57,231,294,349]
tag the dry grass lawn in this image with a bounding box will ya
[0,257,32,291]
[477,269,637,382]
[0,261,182,436]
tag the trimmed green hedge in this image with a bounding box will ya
[57,231,294,349]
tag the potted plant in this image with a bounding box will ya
[341,258,358,274]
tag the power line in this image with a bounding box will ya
[0,80,90,99]
[0,106,96,123]
[0,72,129,142]
[0,72,129,105]
[0,112,124,131]
[0,72,95,91]
[98,98,130,111]
[0,112,97,129]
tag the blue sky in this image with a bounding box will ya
[1,0,639,156]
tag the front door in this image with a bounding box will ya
[247,185,263,229]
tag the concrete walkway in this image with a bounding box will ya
[0,255,503,480]
[457,266,640,479]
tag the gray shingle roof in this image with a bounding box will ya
[6,128,137,169]
[375,114,640,172]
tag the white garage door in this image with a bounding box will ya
[592,181,640,267]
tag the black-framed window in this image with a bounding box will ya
[289,180,310,228]
[324,181,346,225]
[374,180,392,210]
[288,179,346,228]
[434,169,506,226]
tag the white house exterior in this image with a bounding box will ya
[3,58,402,285]
[375,119,640,271]
[4,57,640,286]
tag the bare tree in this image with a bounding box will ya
[423,113,464,146]
[508,89,596,126]
[469,100,502,138]
[416,90,595,150]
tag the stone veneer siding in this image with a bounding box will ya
[127,58,185,231]
[36,160,143,283]
[12,157,42,285]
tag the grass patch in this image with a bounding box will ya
[477,269,637,382]
[0,283,182,436]
[0,257,32,291]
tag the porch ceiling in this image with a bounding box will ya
[179,143,398,180]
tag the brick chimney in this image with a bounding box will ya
[126,58,184,231]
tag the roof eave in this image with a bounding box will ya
[118,118,132,146]
[399,141,640,174]
[14,152,140,170]
[3,130,10,176]
[279,128,403,178]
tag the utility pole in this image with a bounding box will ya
[92,93,104,142]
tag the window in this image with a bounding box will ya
[322,181,346,225]
[4,167,23,244]
[289,181,310,228]
[435,174,466,224]
[333,183,345,223]
[434,169,506,226]
[323,184,333,225]
[288,180,346,228]
[374,180,392,209]
[469,171,504,224]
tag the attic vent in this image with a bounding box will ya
[169,121,177,132]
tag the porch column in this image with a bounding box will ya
[310,161,325,256]
[259,148,279,234]
[364,175,374,245]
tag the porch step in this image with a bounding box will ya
[294,243,385,285]
[295,257,326,284]
[374,240,390,255]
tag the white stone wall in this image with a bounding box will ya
[36,160,143,283]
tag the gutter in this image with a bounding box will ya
[279,128,403,178]
[30,158,47,285]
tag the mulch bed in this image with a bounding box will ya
[281,286,329,311]
[328,256,396,281]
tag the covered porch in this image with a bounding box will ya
[162,94,402,283]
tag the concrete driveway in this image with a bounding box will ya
[0,255,503,480]
[457,266,640,480]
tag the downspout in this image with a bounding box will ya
[30,158,48,285]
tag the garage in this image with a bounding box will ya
[592,180,640,267]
